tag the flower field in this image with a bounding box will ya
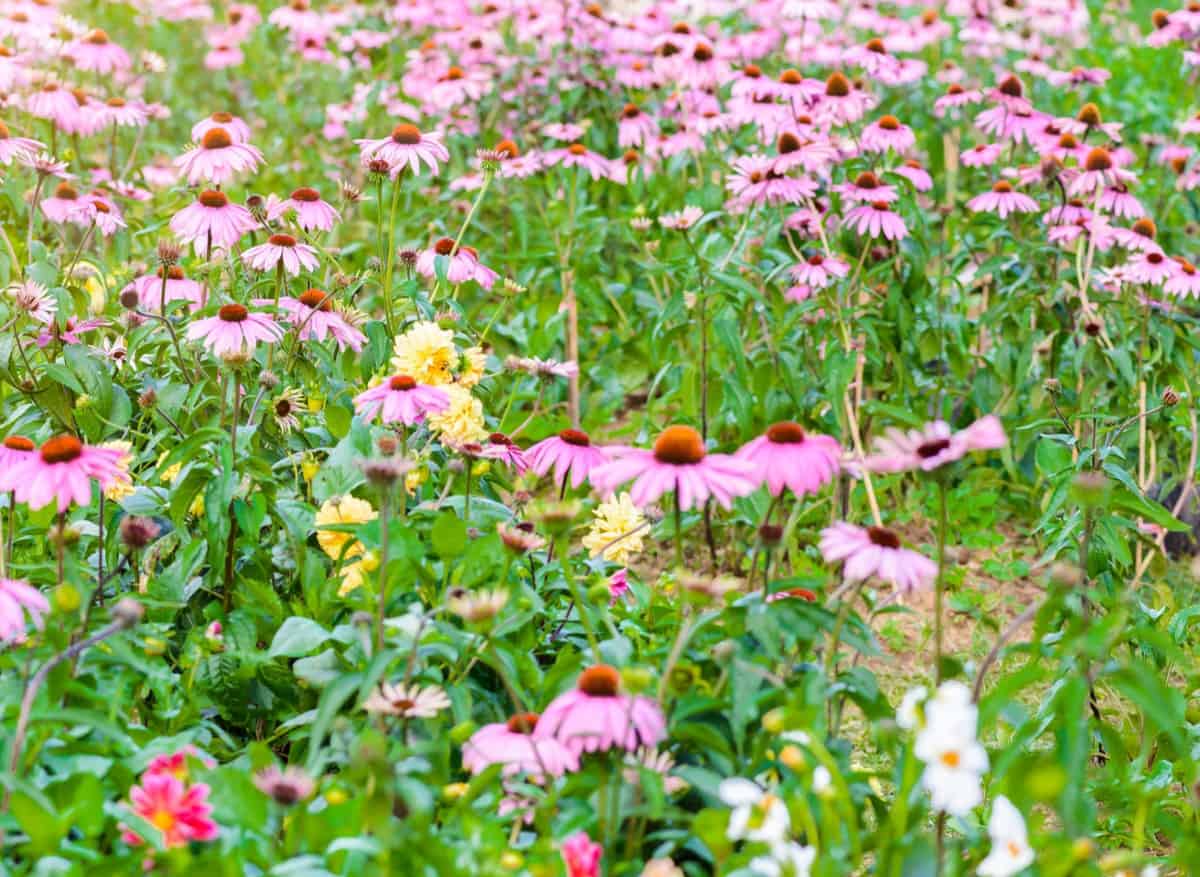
[2,0,1200,874]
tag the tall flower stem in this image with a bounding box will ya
[673,495,684,569]
[463,465,473,522]
[375,492,392,654]
[381,169,405,334]
[933,477,949,684]
[558,536,601,662]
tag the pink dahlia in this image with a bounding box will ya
[355,123,448,176]
[170,189,259,256]
[242,233,319,276]
[463,712,580,777]
[266,186,340,232]
[820,522,937,594]
[353,375,450,425]
[525,429,614,489]
[0,577,48,644]
[175,127,263,185]
[735,422,841,497]
[590,425,756,511]
[258,289,365,351]
[534,664,666,756]
[186,303,283,357]
[862,415,1007,474]
[561,832,602,877]
[122,772,218,849]
[5,435,126,513]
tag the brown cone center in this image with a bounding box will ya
[653,425,705,465]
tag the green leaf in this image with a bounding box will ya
[269,617,333,658]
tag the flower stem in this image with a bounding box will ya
[933,479,948,685]
[376,492,391,654]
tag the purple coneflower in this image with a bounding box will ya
[735,422,841,497]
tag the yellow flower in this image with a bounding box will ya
[156,450,182,483]
[426,384,487,446]
[338,551,378,597]
[314,495,377,560]
[458,345,486,388]
[582,492,646,564]
[102,440,135,501]
[300,455,320,483]
[390,321,457,386]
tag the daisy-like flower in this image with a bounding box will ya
[0,578,48,645]
[960,143,1004,168]
[659,206,704,230]
[1165,258,1200,298]
[836,170,899,205]
[415,238,498,288]
[390,320,457,385]
[175,127,264,185]
[69,29,131,74]
[463,713,580,777]
[363,682,450,718]
[121,772,218,849]
[6,280,56,324]
[913,682,988,816]
[267,187,340,232]
[718,778,791,846]
[863,415,1007,473]
[252,766,315,806]
[543,143,613,180]
[0,121,42,164]
[186,304,284,358]
[978,796,1035,877]
[860,114,916,153]
[242,234,319,276]
[819,522,937,595]
[447,587,508,624]
[750,843,816,877]
[7,435,126,513]
[526,429,613,489]
[1124,250,1175,286]
[590,425,757,511]
[354,375,450,425]
[126,266,206,313]
[1069,147,1134,196]
[534,664,666,756]
[581,492,646,565]
[619,103,657,148]
[933,83,983,117]
[967,181,1040,218]
[271,388,305,432]
[40,182,87,226]
[355,123,448,176]
[170,189,259,256]
[788,254,850,291]
[191,112,252,144]
[0,435,36,485]
[726,155,815,207]
[482,432,529,473]
[735,422,841,497]
[842,201,908,241]
[258,289,365,351]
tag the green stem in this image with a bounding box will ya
[934,479,948,684]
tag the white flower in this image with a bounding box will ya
[749,842,816,877]
[914,682,988,817]
[897,685,928,730]
[812,766,831,795]
[718,778,790,846]
[978,796,1034,877]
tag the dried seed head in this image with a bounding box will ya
[119,515,161,549]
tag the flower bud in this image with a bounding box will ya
[1163,386,1180,406]
[119,515,161,549]
[113,598,146,628]
[119,287,141,310]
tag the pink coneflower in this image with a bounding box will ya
[735,422,841,497]
[772,132,838,175]
[862,415,1007,473]
[533,664,666,756]
[544,143,612,180]
[816,71,871,126]
[415,238,497,288]
[258,289,365,351]
[40,181,87,225]
[122,772,218,849]
[6,435,126,513]
[0,577,47,644]
[659,206,704,230]
[589,424,757,511]
[355,123,448,176]
[726,155,815,208]
[192,112,252,143]
[0,435,36,486]
[561,832,602,877]
[98,97,148,129]
[1068,147,1134,196]
[526,429,613,489]
[967,181,1039,218]
[26,84,78,128]
[1165,259,1200,298]
[126,266,206,312]
[175,127,264,185]
[542,122,586,142]
[252,766,315,806]
[842,201,908,241]
[933,83,983,117]
[960,143,1004,168]
[835,171,898,204]
[267,187,340,232]
[170,189,259,256]
[788,254,849,290]
[0,121,41,164]
[891,159,934,192]
[186,304,283,358]
[242,234,319,276]
[1097,184,1144,220]
[463,713,580,777]
[819,522,937,595]
[6,281,56,324]
[70,193,126,237]
[204,43,243,70]
[1124,250,1175,286]
[618,103,656,148]
[68,29,131,74]
[860,115,916,154]
[482,432,529,473]
[353,375,450,425]
[35,317,107,349]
